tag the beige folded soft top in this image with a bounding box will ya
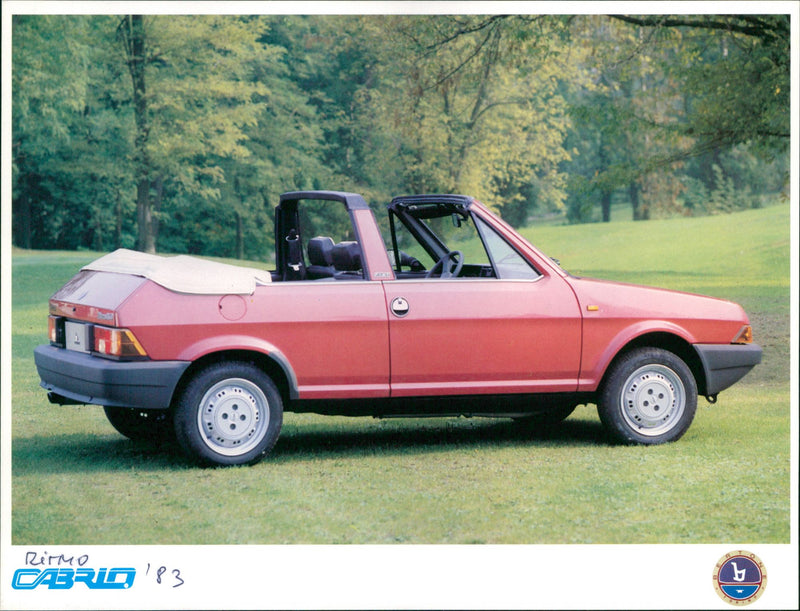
[84,248,271,295]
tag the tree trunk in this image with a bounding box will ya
[151,174,163,249]
[234,176,245,260]
[115,189,123,249]
[136,181,154,253]
[121,15,157,253]
[15,187,32,249]
[630,181,649,220]
[236,212,244,260]
[601,190,612,222]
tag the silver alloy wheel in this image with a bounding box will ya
[619,364,686,436]
[197,377,270,456]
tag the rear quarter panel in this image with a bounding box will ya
[116,280,391,399]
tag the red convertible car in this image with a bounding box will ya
[34,191,762,465]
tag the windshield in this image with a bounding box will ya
[388,202,541,280]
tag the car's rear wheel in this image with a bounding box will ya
[103,406,174,443]
[598,347,697,444]
[174,362,283,466]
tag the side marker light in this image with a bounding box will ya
[732,325,753,344]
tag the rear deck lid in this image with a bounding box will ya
[50,270,147,324]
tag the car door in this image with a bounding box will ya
[384,212,582,398]
[265,192,392,400]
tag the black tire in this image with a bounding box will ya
[103,406,174,443]
[174,361,283,466]
[598,347,697,445]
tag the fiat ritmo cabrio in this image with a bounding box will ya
[34,191,762,466]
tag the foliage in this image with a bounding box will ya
[12,16,136,250]
[10,13,790,254]
[373,15,581,222]
[612,15,790,148]
[563,14,789,223]
[117,16,284,254]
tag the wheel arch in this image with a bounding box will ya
[599,332,707,396]
[171,348,299,407]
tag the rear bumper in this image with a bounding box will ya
[694,343,762,396]
[34,344,190,409]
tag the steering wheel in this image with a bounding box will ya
[426,250,463,279]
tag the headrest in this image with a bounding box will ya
[331,241,362,272]
[307,236,335,266]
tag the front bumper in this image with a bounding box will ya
[34,344,191,409]
[693,343,762,396]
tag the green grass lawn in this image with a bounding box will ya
[10,203,792,544]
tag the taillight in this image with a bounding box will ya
[732,325,754,344]
[48,316,65,346]
[93,326,147,358]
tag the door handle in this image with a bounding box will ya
[390,297,410,318]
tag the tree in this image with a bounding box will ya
[12,15,134,250]
[12,13,789,253]
[562,14,788,222]
[373,15,583,221]
[118,16,154,252]
[116,15,273,253]
[608,15,789,159]
[611,14,789,142]
[12,15,336,257]
[564,16,693,222]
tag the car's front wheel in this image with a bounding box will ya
[174,362,283,466]
[598,347,697,444]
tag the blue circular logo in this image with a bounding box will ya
[713,551,767,606]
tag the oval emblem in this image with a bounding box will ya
[391,297,410,318]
